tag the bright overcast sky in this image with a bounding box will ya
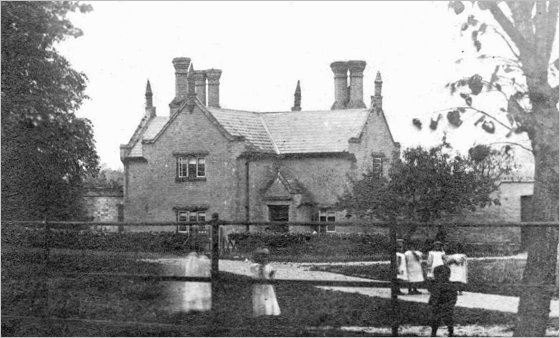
[56,1,553,172]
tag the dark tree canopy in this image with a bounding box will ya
[1,1,98,221]
[337,144,510,239]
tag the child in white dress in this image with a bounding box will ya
[251,248,281,316]
[445,243,468,295]
[427,241,446,279]
[404,243,424,294]
[181,245,212,312]
[396,240,408,295]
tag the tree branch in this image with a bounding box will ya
[491,27,521,59]
[431,106,514,130]
[486,141,533,153]
[487,2,533,57]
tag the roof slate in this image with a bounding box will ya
[207,107,369,154]
[128,116,169,157]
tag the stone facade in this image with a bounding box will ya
[83,187,124,222]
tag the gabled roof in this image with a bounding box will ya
[206,106,370,154]
[123,99,380,159]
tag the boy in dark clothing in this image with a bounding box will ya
[429,265,457,337]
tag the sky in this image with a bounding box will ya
[55,1,554,174]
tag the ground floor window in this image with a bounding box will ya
[318,209,336,233]
[268,205,289,222]
[177,210,207,234]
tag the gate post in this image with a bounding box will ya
[389,222,399,336]
[210,213,220,311]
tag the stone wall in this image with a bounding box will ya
[83,188,123,222]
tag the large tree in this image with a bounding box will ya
[426,2,558,336]
[1,2,99,221]
[337,144,510,241]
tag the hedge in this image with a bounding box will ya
[228,232,517,257]
[1,226,209,253]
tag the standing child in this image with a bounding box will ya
[404,243,424,294]
[250,248,281,316]
[445,243,468,295]
[427,241,446,279]
[396,240,408,295]
[181,243,212,313]
[429,265,458,337]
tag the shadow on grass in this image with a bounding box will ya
[2,249,556,336]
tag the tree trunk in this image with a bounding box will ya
[514,111,559,336]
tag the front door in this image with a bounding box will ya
[268,205,289,232]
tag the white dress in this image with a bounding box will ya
[396,252,408,281]
[427,250,445,279]
[446,254,468,284]
[181,252,212,312]
[251,263,281,316]
[404,250,424,283]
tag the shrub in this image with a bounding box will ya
[1,226,209,253]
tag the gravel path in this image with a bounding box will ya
[144,258,559,318]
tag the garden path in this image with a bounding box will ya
[217,259,559,318]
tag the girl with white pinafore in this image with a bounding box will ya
[250,248,281,316]
[427,241,446,279]
[445,244,468,294]
[404,244,424,294]
[181,246,212,312]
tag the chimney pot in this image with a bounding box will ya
[347,60,367,109]
[172,57,191,103]
[193,70,207,106]
[291,80,302,111]
[330,61,349,110]
[206,69,222,108]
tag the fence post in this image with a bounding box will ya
[210,213,220,311]
[389,223,399,337]
[43,217,50,263]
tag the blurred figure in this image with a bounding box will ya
[250,248,281,316]
[404,242,424,294]
[396,239,408,295]
[427,241,446,279]
[181,243,212,312]
[445,243,468,295]
[429,265,457,337]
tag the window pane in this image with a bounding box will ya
[269,205,289,221]
[178,158,188,177]
[178,211,188,222]
[198,211,206,222]
[178,225,189,233]
[319,215,327,222]
[197,158,205,177]
[189,212,197,222]
[188,158,197,178]
[327,224,336,232]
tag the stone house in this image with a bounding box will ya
[120,57,400,233]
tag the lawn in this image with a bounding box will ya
[310,259,559,298]
[2,248,558,336]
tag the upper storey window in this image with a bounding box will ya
[372,154,384,178]
[175,152,207,181]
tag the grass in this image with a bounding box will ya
[310,258,559,298]
[2,249,557,336]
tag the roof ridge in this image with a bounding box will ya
[259,115,280,154]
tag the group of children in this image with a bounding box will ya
[174,241,467,336]
[396,239,468,336]
[174,246,280,317]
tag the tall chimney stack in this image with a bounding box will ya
[206,69,222,108]
[193,70,207,105]
[145,80,156,117]
[347,60,367,109]
[330,61,348,110]
[172,57,191,102]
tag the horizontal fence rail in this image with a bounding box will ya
[2,217,558,337]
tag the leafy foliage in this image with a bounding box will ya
[1,2,99,220]
[84,165,124,189]
[337,145,510,239]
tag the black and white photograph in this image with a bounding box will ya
[1,1,558,336]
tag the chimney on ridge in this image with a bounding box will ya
[291,80,302,111]
[172,57,191,103]
[330,61,349,110]
[193,70,207,105]
[347,60,367,109]
[206,69,222,108]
